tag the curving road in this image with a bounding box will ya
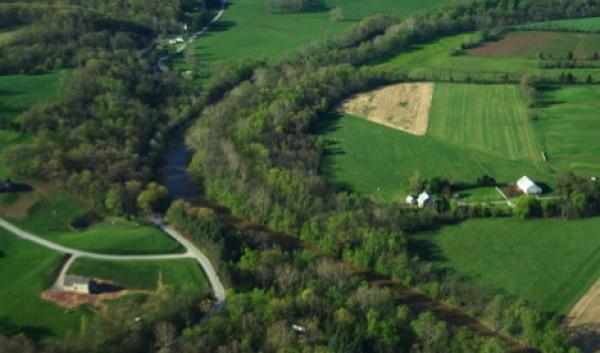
[0,217,225,305]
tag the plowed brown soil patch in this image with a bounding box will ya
[42,289,147,312]
[566,278,600,353]
[339,82,433,136]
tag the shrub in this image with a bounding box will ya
[265,0,315,13]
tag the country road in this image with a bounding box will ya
[0,217,226,305]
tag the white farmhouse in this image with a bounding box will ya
[516,176,542,195]
[417,191,431,208]
[63,275,90,294]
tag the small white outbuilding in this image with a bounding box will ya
[417,191,431,208]
[517,176,542,195]
[63,275,90,294]
[405,195,416,206]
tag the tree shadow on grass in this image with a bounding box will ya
[0,317,53,341]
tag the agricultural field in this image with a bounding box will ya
[468,31,600,59]
[318,83,550,202]
[175,0,450,81]
[518,16,600,31]
[0,229,89,338]
[69,258,209,291]
[535,85,600,177]
[0,72,63,177]
[411,217,600,314]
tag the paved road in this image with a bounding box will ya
[0,217,226,305]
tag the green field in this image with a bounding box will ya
[7,194,182,255]
[429,83,542,162]
[412,218,600,314]
[0,229,89,338]
[536,85,600,177]
[518,16,600,31]
[375,31,600,81]
[69,258,209,291]
[178,0,450,81]
[318,84,550,201]
[0,72,63,176]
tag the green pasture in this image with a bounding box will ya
[8,194,182,255]
[412,217,600,314]
[175,0,450,81]
[429,83,542,162]
[317,112,547,202]
[536,85,600,177]
[0,27,23,45]
[375,31,600,80]
[0,229,89,338]
[69,258,209,291]
[518,16,600,32]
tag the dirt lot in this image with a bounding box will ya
[339,82,434,136]
[566,278,600,353]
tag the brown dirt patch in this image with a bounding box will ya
[468,32,559,58]
[339,82,434,136]
[565,278,600,353]
[0,182,54,219]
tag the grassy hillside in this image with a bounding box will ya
[429,83,542,162]
[536,85,600,177]
[518,16,600,31]
[69,258,209,290]
[0,72,63,177]
[412,218,600,314]
[0,230,89,338]
[178,0,450,81]
[317,112,546,202]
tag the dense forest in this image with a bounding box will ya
[2,0,600,352]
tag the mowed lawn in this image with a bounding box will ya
[0,229,89,338]
[429,83,542,162]
[536,85,600,177]
[412,218,600,314]
[518,17,600,31]
[69,258,209,291]
[180,0,450,80]
[317,112,546,202]
[0,72,63,176]
[9,194,182,255]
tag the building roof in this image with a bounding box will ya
[517,176,540,190]
[418,191,430,202]
[64,275,90,287]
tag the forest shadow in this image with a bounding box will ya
[0,317,52,341]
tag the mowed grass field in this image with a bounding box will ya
[412,217,600,314]
[536,85,600,177]
[0,229,89,338]
[6,193,182,255]
[318,84,549,201]
[429,83,542,162]
[69,258,209,291]
[178,0,450,80]
[0,72,63,177]
[518,16,600,31]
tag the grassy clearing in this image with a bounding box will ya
[0,27,23,45]
[374,31,600,80]
[468,31,600,59]
[317,112,547,202]
[518,17,600,32]
[536,85,600,177]
[429,83,542,162]
[69,258,209,291]
[6,194,182,255]
[0,72,63,176]
[176,0,450,82]
[0,229,89,338]
[412,218,600,314]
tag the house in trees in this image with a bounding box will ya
[63,275,90,294]
[405,195,416,206]
[517,176,542,195]
[417,191,431,208]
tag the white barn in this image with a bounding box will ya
[63,275,90,294]
[417,191,431,208]
[517,176,542,195]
